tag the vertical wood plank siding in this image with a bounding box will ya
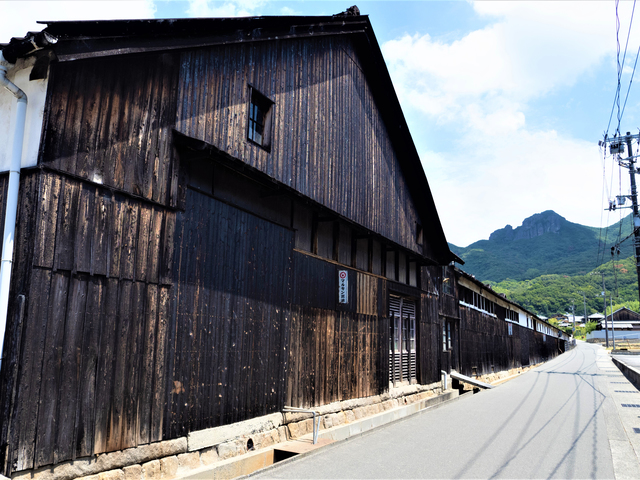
[1,170,173,471]
[175,38,424,256]
[286,252,385,407]
[0,172,39,475]
[166,189,293,437]
[40,53,180,207]
[458,307,512,377]
[29,172,174,281]
[457,306,563,378]
[419,293,441,385]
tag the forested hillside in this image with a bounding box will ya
[450,210,634,282]
[488,256,639,317]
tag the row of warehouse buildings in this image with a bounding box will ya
[0,11,569,478]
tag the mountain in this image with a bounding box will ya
[450,210,634,282]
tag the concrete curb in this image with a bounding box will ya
[598,350,640,479]
[612,356,640,390]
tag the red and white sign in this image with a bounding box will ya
[338,270,348,304]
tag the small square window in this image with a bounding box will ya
[247,87,274,151]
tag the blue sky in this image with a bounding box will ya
[2,1,635,247]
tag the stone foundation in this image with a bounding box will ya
[9,379,456,480]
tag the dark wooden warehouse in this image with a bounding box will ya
[0,13,568,478]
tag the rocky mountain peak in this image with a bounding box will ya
[515,210,564,240]
[489,210,565,242]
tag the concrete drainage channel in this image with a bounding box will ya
[177,389,468,479]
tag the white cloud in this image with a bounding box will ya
[280,6,301,16]
[425,128,604,247]
[382,1,629,246]
[187,0,266,18]
[382,1,619,121]
[1,1,157,40]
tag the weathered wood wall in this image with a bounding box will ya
[286,253,386,407]
[1,171,173,472]
[165,189,293,437]
[175,37,425,257]
[41,53,180,207]
[2,50,182,471]
[30,172,174,282]
[528,330,562,366]
[419,292,441,385]
[457,306,563,378]
[287,307,385,407]
[1,179,296,472]
[612,308,640,321]
[458,306,516,377]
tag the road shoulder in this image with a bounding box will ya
[596,347,640,479]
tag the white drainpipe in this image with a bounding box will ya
[0,51,27,372]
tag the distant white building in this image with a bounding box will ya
[589,313,605,322]
[587,307,640,340]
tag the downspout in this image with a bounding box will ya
[0,50,27,373]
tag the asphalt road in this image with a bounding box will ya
[253,343,633,479]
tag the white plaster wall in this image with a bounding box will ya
[0,56,49,172]
[517,311,532,329]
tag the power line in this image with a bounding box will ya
[605,0,623,136]
[598,146,607,266]
[599,150,618,267]
[621,41,640,121]
[598,143,615,267]
[606,0,637,136]
[616,0,636,134]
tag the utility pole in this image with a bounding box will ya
[597,273,609,348]
[580,292,587,325]
[572,304,575,336]
[611,293,616,350]
[602,132,640,305]
[624,133,640,303]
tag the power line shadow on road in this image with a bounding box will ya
[489,348,609,479]
[452,368,546,478]
[454,347,608,479]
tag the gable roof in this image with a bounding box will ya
[2,14,457,265]
[611,307,640,321]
